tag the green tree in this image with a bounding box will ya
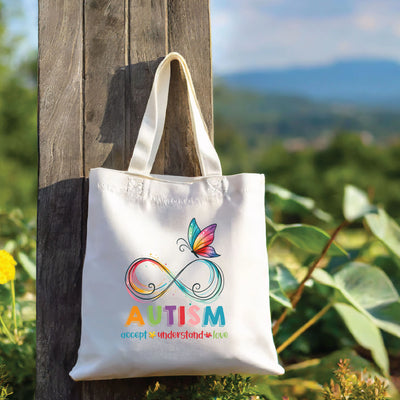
[0,0,37,216]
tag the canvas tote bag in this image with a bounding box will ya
[70,52,284,380]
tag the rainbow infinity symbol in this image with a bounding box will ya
[125,257,224,303]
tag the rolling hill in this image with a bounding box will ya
[213,84,400,144]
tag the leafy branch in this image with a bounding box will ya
[268,184,400,373]
[272,220,348,335]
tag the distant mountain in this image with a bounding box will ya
[221,59,400,108]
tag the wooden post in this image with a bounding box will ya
[37,1,213,398]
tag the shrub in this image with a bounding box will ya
[323,359,389,400]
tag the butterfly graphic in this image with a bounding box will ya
[177,218,220,258]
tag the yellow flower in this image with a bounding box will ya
[0,250,16,284]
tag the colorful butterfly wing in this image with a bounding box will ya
[192,223,220,257]
[188,218,201,248]
[195,245,219,258]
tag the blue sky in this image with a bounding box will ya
[5,0,400,73]
[210,0,400,72]
[3,0,37,65]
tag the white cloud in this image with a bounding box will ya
[355,14,378,31]
[393,23,400,37]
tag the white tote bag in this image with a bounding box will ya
[70,52,284,380]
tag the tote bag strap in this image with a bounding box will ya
[128,52,222,177]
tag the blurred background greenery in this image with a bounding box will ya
[0,1,36,217]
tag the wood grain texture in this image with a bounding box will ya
[167,0,213,139]
[38,0,83,187]
[81,1,168,396]
[84,0,127,173]
[37,0,84,398]
[127,0,168,169]
[80,2,134,396]
[38,0,213,397]
[153,0,213,175]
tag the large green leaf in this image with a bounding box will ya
[325,249,360,275]
[366,209,400,259]
[269,280,291,308]
[272,225,348,256]
[373,255,400,294]
[368,301,400,338]
[343,185,377,222]
[313,263,400,339]
[334,303,389,374]
[312,268,336,287]
[266,184,332,222]
[334,262,399,309]
[269,264,298,308]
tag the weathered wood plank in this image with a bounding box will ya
[153,0,213,176]
[83,0,127,173]
[80,1,168,398]
[80,1,134,397]
[82,0,166,400]
[37,0,84,187]
[167,0,213,139]
[126,0,168,170]
[37,0,84,399]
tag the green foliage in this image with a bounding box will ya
[343,185,377,222]
[333,304,388,373]
[266,184,332,223]
[269,264,298,308]
[365,209,400,259]
[146,374,266,400]
[0,323,35,400]
[0,73,37,216]
[215,126,400,221]
[266,184,400,399]
[0,0,37,217]
[322,359,389,400]
[270,224,347,256]
[0,365,12,399]
[0,209,36,283]
[261,350,391,400]
[0,210,36,400]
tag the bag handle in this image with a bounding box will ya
[128,52,222,176]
